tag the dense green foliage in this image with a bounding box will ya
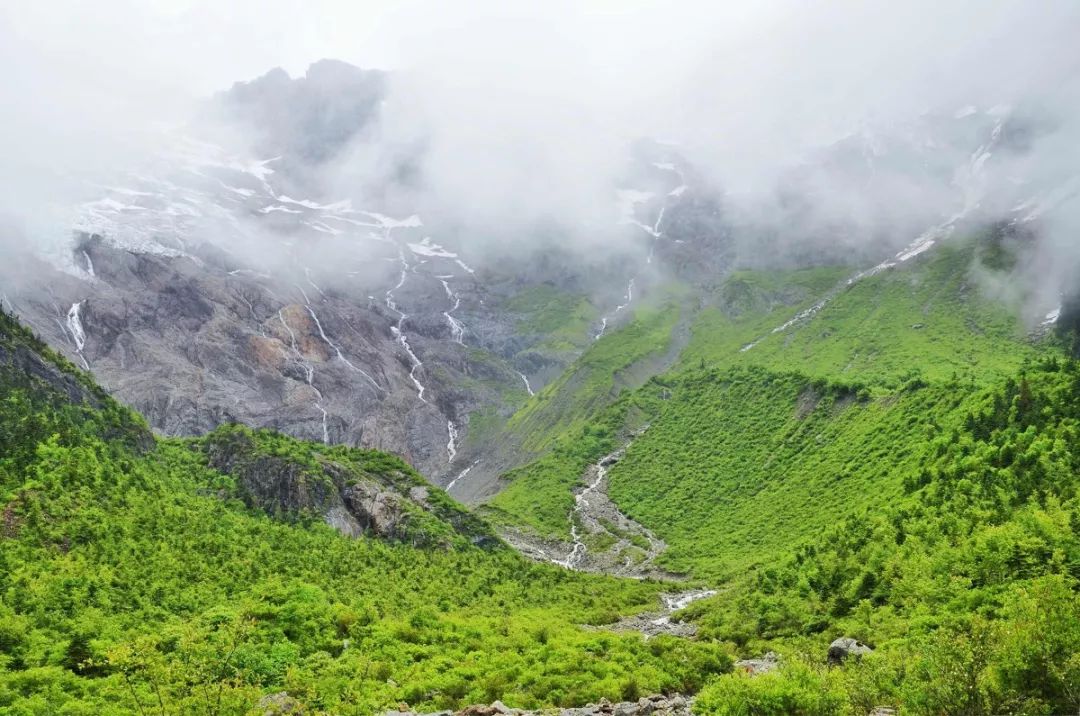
[609,367,953,579]
[484,290,685,536]
[0,308,732,715]
[6,227,1080,714]
[487,236,1080,714]
[692,359,1080,714]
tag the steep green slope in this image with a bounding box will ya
[489,236,1045,544]
[481,286,689,536]
[691,359,1080,715]
[608,367,969,580]
[0,308,731,715]
[478,233,1080,714]
[681,239,1044,385]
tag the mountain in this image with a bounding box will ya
[5,59,1080,714]
[0,64,709,486]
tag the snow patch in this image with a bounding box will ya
[408,237,458,258]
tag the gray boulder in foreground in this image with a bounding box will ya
[828,636,873,665]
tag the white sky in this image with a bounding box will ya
[2,1,1078,249]
[0,1,793,108]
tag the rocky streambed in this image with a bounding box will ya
[590,589,718,639]
[381,693,694,716]
[498,439,680,581]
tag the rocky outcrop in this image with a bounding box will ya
[199,426,498,548]
[384,694,693,716]
[827,637,873,665]
[0,309,154,454]
[734,651,780,675]
[499,439,679,579]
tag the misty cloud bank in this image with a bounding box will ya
[2,0,1079,314]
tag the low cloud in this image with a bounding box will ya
[2,1,1079,303]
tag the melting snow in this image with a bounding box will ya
[408,237,458,258]
[361,211,423,229]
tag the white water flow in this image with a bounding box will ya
[81,251,95,278]
[1043,306,1062,327]
[649,589,719,627]
[278,310,328,444]
[594,278,635,340]
[595,200,662,337]
[447,459,479,494]
[66,302,90,370]
[385,244,427,402]
[518,371,535,396]
[439,278,466,344]
[446,420,459,463]
[296,286,382,392]
[303,267,327,299]
[645,207,665,266]
[554,454,613,570]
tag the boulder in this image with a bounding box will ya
[827,637,873,665]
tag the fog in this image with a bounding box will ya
[2,1,1079,308]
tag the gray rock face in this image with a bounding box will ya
[198,426,497,547]
[3,162,701,497]
[827,637,873,665]
[1,62,737,499]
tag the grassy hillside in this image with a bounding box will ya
[681,239,1044,385]
[690,358,1080,715]
[480,286,689,537]
[0,308,732,715]
[608,367,971,580]
[480,234,1080,714]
